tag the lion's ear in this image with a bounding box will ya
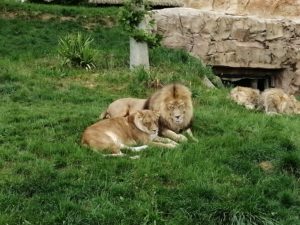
[153,110,160,118]
[136,110,143,118]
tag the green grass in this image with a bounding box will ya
[1,2,300,225]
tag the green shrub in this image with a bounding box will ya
[58,32,96,70]
[279,191,299,208]
[280,153,300,177]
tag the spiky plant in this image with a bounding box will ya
[58,32,96,70]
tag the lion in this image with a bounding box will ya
[260,88,300,115]
[82,110,176,156]
[230,86,260,110]
[144,83,196,142]
[99,98,147,119]
[290,95,300,114]
[98,97,180,146]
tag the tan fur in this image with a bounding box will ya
[290,95,300,114]
[82,110,159,155]
[230,86,260,110]
[145,83,194,142]
[100,98,147,119]
[260,88,300,115]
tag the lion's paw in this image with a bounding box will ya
[176,134,188,142]
[165,143,177,148]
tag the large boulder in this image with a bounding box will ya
[153,7,300,95]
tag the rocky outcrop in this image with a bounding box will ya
[183,0,300,19]
[153,8,300,95]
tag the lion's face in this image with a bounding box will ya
[166,100,186,124]
[133,110,160,137]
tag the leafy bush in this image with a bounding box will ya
[58,32,96,70]
[119,0,162,47]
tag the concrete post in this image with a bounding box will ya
[130,18,150,70]
[130,38,149,70]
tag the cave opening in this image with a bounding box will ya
[212,66,284,91]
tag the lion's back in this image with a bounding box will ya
[81,117,131,148]
[260,88,293,113]
[101,98,146,119]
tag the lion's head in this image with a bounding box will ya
[230,86,260,109]
[133,110,160,138]
[146,84,193,133]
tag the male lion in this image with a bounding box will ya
[144,83,196,142]
[259,88,300,115]
[230,86,260,110]
[82,110,176,156]
[100,98,147,119]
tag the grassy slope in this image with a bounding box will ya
[0,1,300,225]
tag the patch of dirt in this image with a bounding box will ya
[38,13,56,20]
[0,10,114,28]
[1,10,77,22]
[58,74,100,90]
[82,22,99,30]
[0,11,27,19]
[1,12,16,19]
[60,16,76,22]
[258,161,274,172]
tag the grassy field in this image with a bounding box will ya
[1,1,300,225]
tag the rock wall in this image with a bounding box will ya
[153,8,300,94]
[182,0,300,19]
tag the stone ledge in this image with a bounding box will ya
[153,7,300,94]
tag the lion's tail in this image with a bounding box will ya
[99,110,110,120]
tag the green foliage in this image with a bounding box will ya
[0,3,300,225]
[150,48,224,88]
[58,32,96,70]
[28,0,88,5]
[119,0,147,28]
[212,209,278,225]
[119,0,161,47]
[132,29,163,48]
[279,190,300,208]
[280,153,300,177]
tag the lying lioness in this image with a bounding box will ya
[230,86,260,110]
[260,88,300,115]
[82,110,176,156]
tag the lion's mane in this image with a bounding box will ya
[144,83,193,133]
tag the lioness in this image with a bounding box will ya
[100,98,147,119]
[260,88,300,115]
[82,110,176,156]
[290,95,300,114]
[230,86,260,110]
[144,83,196,142]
